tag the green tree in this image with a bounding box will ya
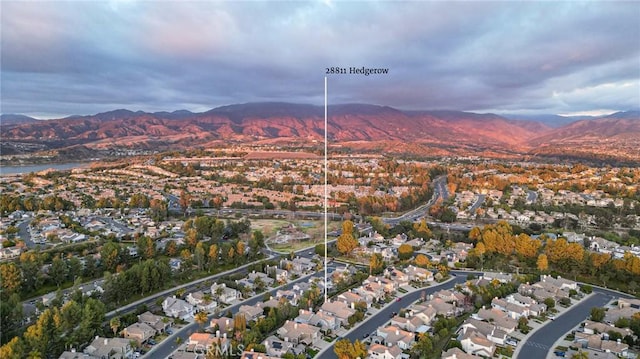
[50,255,69,287]
[590,307,606,322]
[136,236,155,259]
[411,333,433,357]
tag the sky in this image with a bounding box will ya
[1,0,639,119]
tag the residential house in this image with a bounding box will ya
[574,332,629,357]
[441,347,475,359]
[459,318,507,346]
[582,321,632,337]
[376,325,415,350]
[482,272,513,283]
[275,289,300,306]
[58,349,94,359]
[363,275,397,293]
[295,309,340,332]
[262,335,295,358]
[162,296,194,320]
[210,317,234,336]
[384,267,410,287]
[320,300,356,326]
[475,308,517,334]
[186,291,217,312]
[491,298,529,319]
[138,311,172,333]
[336,291,369,309]
[83,337,133,359]
[186,332,230,353]
[240,351,281,359]
[367,344,402,359]
[121,322,156,345]
[276,320,320,345]
[239,304,265,322]
[460,330,495,357]
[211,283,240,304]
[405,265,433,282]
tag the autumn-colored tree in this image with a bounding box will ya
[195,242,206,270]
[208,244,219,268]
[336,220,358,256]
[398,244,414,260]
[537,254,549,272]
[334,339,367,359]
[0,337,25,358]
[195,311,208,332]
[110,317,121,336]
[415,254,431,268]
[233,313,247,333]
[413,219,433,239]
[179,189,191,213]
[165,240,178,256]
[369,253,384,275]
[589,252,611,275]
[468,226,481,241]
[0,262,21,298]
[180,249,192,268]
[475,242,486,270]
[186,229,199,249]
[514,233,541,258]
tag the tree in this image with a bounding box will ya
[369,253,384,275]
[398,244,414,260]
[50,255,69,287]
[544,297,555,309]
[110,317,121,337]
[208,244,219,269]
[333,338,367,359]
[415,254,431,268]
[0,337,25,358]
[411,333,433,357]
[590,307,605,322]
[136,236,155,259]
[100,241,122,273]
[469,226,481,241]
[537,254,549,272]
[165,240,178,257]
[413,219,432,239]
[179,189,191,214]
[195,311,208,332]
[195,242,206,270]
[0,262,21,298]
[336,220,358,256]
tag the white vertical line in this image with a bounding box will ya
[324,76,328,304]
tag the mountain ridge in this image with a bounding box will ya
[2,103,639,162]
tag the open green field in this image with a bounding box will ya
[251,219,341,253]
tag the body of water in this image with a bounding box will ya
[0,162,90,176]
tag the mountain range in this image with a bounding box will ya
[1,103,639,163]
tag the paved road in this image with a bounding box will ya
[17,218,35,248]
[517,287,634,359]
[468,194,485,214]
[316,270,481,359]
[383,175,448,227]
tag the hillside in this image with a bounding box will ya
[1,103,638,162]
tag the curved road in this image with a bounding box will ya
[517,287,635,359]
[316,270,481,359]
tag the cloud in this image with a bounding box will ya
[1,1,638,118]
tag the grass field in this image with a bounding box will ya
[252,219,341,253]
